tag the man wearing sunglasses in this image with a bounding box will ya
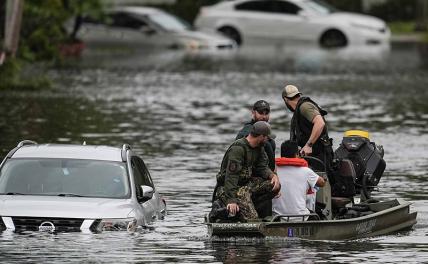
[235,100,276,217]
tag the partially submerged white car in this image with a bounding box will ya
[76,6,237,52]
[0,140,166,233]
[195,0,390,47]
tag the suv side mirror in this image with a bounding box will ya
[140,185,154,202]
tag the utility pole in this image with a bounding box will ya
[3,0,24,60]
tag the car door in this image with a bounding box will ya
[233,0,278,39]
[78,16,114,47]
[131,156,157,224]
[267,0,310,41]
[107,12,160,49]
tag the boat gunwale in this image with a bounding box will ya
[207,199,414,226]
[265,199,413,226]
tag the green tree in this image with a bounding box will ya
[0,0,103,90]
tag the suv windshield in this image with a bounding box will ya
[0,159,130,199]
[302,0,337,14]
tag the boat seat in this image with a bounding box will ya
[331,197,352,208]
[331,159,357,197]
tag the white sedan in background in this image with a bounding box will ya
[76,6,237,52]
[195,0,390,47]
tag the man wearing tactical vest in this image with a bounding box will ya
[282,84,334,171]
[211,121,281,221]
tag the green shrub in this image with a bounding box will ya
[1,0,103,90]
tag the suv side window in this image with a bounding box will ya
[131,156,154,189]
[109,12,147,29]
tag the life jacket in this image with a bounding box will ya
[275,157,315,194]
[290,97,330,155]
[275,157,308,167]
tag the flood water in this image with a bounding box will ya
[1,42,428,263]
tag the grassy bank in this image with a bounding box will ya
[388,21,428,42]
[388,21,417,34]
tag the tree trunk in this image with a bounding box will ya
[415,0,428,31]
[3,0,24,58]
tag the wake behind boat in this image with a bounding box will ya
[206,130,417,240]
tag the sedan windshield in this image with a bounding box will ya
[148,12,191,32]
[302,0,337,15]
[0,159,130,198]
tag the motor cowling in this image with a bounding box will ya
[333,130,386,198]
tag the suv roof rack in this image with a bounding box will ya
[4,140,38,160]
[17,140,38,148]
[121,144,131,162]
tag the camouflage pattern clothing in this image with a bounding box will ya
[214,138,278,220]
[236,120,276,218]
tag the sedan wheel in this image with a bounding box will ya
[218,26,242,46]
[320,29,348,48]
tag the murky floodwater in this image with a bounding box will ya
[1,42,428,263]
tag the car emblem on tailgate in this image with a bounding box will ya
[39,221,55,232]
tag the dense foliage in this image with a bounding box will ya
[0,0,103,90]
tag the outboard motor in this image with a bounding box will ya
[334,130,386,199]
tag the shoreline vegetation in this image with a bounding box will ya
[388,21,428,43]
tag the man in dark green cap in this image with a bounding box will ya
[211,121,280,221]
[236,100,276,217]
[236,100,276,171]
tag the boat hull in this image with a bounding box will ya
[207,199,417,240]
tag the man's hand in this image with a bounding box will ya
[300,144,313,156]
[270,173,281,192]
[227,203,239,216]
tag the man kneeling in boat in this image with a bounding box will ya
[272,140,325,219]
[210,121,281,222]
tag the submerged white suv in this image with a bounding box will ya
[0,140,166,233]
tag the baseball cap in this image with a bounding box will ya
[251,121,276,139]
[282,85,301,98]
[253,100,270,113]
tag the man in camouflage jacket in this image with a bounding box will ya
[213,121,280,221]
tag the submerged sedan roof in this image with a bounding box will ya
[11,144,123,162]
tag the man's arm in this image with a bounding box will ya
[316,174,325,187]
[223,146,245,212]
[307,168,325,188]
[254,149,280,192]
[301,115,325,156]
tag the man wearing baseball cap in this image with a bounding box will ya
[210,121,280,222]
[282,84,334,171]
[235,100,276,217]
[236,100,276,171]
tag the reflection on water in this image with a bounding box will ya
[0,42,428,263]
